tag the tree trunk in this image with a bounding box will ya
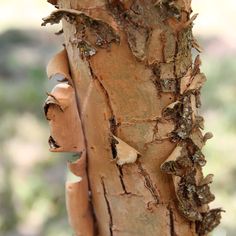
[43,0,222,235]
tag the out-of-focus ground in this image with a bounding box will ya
[0,1,235,236]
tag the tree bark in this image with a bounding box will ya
[43,0,222,235]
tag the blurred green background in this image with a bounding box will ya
[0,1,235,236]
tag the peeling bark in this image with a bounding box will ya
[43,0,222,235]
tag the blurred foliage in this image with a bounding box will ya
[0,29,59,117]
[0,25,235,236]
[0,29,73,236]
[202,57,236,130]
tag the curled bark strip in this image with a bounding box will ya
[45,47,94,235]
[161,98,218,225]
[160,61,222,232]
[199,174,214,186]
[196,208,224,235]
[42,9,84,26]
[163,101,181,119]
[180,72,206,95]
[42,9,120,50]
[46,48,71,83]
[173,170,215,223]
[160,145,184,176]
[184,13,198,28]
[151,13,221,226]
[187,73,206,92]
[203,132,213,143]
[44,86,70,113]
[192,37,203,53]
[44,93,62,118]
[45,83,85,152]
[112,135,140,166]
[189,128,205,150]
[66,179,94,236]
[161,141,205,176]
[173,174,203,222]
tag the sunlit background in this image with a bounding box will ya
[0,1,235,235]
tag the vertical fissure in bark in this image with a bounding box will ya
[173,38,179,81]
[88,63,129,195]
[89,68,115,126]
[160,31,166,62]
[151,64,162,99]
[136,159,160,206]
[117,166,130,194]
[109,116,118,136]
[101,177,114,236]
[168,206,175,236]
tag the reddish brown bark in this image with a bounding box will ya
[43,1,222,235]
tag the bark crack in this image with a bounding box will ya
[117,165,130,194]
[168,206,175,236]
[88,61,130,195]
[173,37,179,82]
[101,177,113,236]
[120,118,160,124]
[88,61,115,121]
[136,159,160,205]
